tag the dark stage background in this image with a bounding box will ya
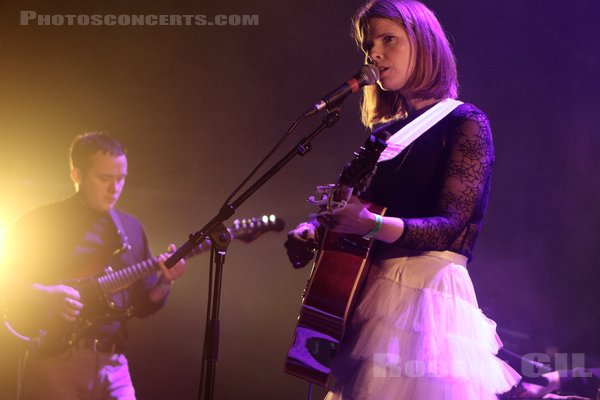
[1,1,599,399]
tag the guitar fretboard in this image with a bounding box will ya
[92,215,284,295]
[95,240,212,294]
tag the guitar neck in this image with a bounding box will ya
[94,238,213,295]
[92,215,285,296]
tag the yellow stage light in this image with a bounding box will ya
[0,219,7,257]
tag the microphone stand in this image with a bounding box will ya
[198,223,231,400]
[164,105,343,400]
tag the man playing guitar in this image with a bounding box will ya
[0,132,186,400]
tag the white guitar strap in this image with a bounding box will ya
[377,98,463,163]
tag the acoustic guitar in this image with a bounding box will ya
[285,130,389,386]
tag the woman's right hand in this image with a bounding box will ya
[33,283,83,322]
[284,222,319,269]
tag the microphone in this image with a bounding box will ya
[302,65,379,118]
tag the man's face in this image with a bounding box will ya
[72,151,128,212]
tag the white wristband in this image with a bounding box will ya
[362,214,383,240]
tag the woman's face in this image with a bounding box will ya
[362,17,414,92]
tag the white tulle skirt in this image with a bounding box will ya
[324,251,521,400]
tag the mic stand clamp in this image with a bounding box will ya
[207,222,231,253]
[295,106,340,156]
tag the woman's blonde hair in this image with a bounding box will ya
[353,0,458,127]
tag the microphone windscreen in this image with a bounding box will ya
[359,64,380,85]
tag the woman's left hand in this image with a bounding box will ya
[317,196,375,236]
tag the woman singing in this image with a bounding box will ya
[285,1,521,399]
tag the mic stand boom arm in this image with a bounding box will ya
[164,105,342,269]
[163,105,343,400]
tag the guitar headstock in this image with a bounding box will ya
[230,215,286,243]
[338,130,390,189]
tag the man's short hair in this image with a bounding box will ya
[69,131,127,173]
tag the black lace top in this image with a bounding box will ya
[363,102,494,262]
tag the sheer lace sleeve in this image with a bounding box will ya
[393,107,494,254]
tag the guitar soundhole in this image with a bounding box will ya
[306,337,337,368]
[288,326,339,374]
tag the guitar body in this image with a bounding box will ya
[3,272,134,355]
[285,202,386,386]
[284,128,391,386]
[59,273,134,343]
[65,274,130,324]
